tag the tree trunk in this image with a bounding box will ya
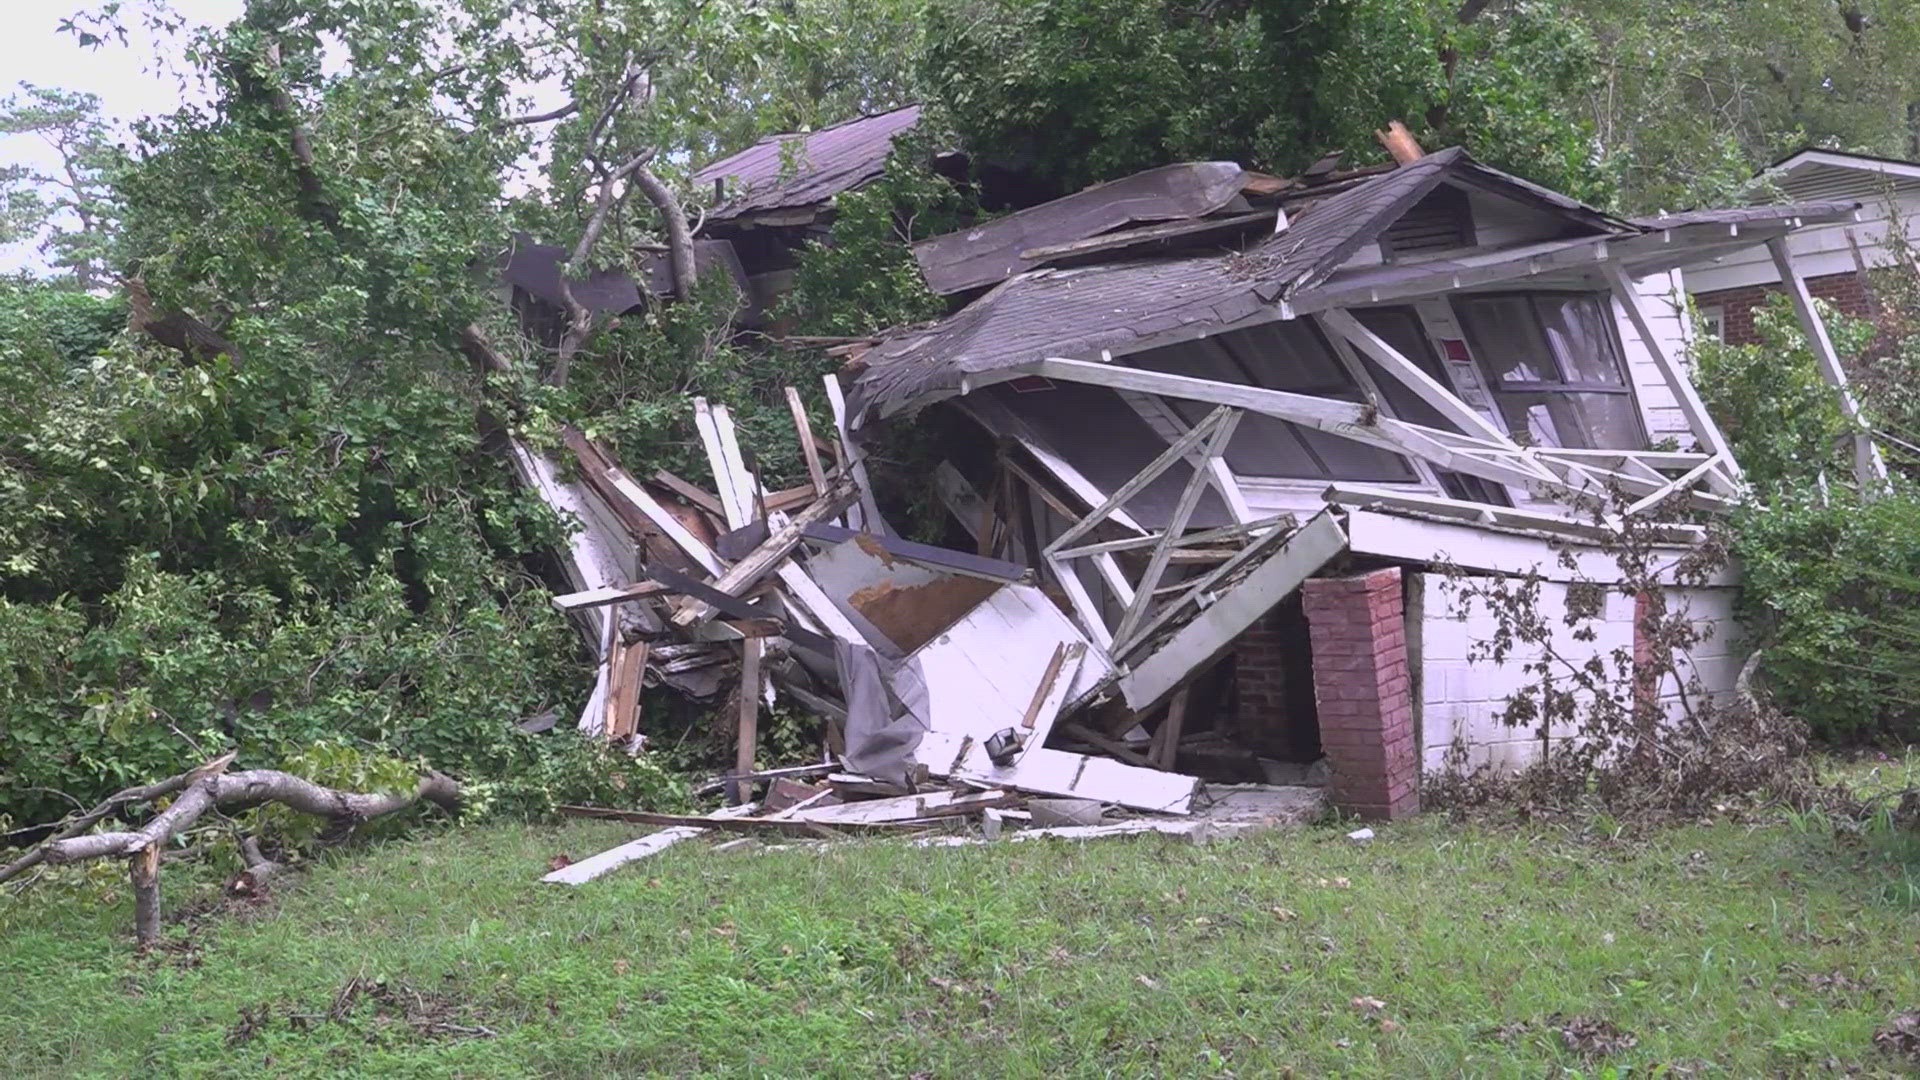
[632,164,698,302]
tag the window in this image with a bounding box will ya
[1451,293,1646,450]
[1351,306,1511,506]
[1699,305,1726,342]
[1126,321,1417,482]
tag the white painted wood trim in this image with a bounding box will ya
[1119,510,1349,709]
[1765,237,1890,493]
[1601,262,1737,467]
[1319,307,1517,445]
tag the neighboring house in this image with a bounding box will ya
[1683,148,1920,343]
[497,106,928,334]
[837,146,1869,818]
[692,104,936,320]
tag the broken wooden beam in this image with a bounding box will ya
[541,802,762,886]
[551,581,673,612]
[669,477,859,628]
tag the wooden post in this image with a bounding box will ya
[733,640,763,802]
[129,844,161,947]
[785,386,830,498]
[1154,689,1189,771]
[1766,237,1890,495]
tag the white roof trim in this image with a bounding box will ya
[1753,149,1920,187]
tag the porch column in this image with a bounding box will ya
[1765,237,1890,496]
[1302,568,1420,820]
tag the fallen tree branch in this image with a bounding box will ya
[5,763,460,945]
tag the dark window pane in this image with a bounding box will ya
[1354,306,1452,430]
[1218,320,1350,390]
[1455,296,1557,383]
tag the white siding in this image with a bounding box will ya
[1615,268,1699,450]
[1686,191,1919,294]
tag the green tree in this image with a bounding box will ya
[0,85,118,288]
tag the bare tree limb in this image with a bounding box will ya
[631,163,698,303]
[8,765,460,944]
[499,100,581,127]
[0,771,195,886]
[549,148,656,387]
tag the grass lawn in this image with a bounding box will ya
[7,770,1920,1077]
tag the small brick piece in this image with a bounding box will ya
[1302,568,1420,820]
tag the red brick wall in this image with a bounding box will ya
[1301,568,1420,820]
[1695,270,1875,346]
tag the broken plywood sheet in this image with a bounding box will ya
[921,738,1200,814]
[892,581,1112,734]
[804,534,1000,653]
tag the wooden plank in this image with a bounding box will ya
[1016,642,1086,766]
[1045,406,1234,555]
[551,580,673,612]
[791,789,1017,826]
[1058,720,1155,767]
[1153,689,1189,770]
[604,471,724,576]
[1021,644,1073,730]
[1054,514,1293,560]
[786,386,831,497]
[822,372,887,534]
[540,802,762,886]
[733,639,762,800]
[1120,510,1349,710]
[802,522,1027,582]
[670,479,859,627]
[1767,237,1888,493]
[1600,262,1735,467]
[1043,552,1116,652]
[1111,412,1242,651]
[604,639,647,741]
[1623,454,1724,516]
[557,804,939,835]
[693,397,750,527]
[651,469,726,517]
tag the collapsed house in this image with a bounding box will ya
[520,136,1883,871]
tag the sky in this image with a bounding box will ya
[0,0,244,272]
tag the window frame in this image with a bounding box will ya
[1450,290,1648,450]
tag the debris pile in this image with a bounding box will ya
[515,382,1327,883]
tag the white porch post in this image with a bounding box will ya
[1765,237,1890,495]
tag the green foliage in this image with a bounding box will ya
[781,138,971,338]
[924,0,1273,193]
[1699,280,1920,745]
[924,0,1605,200]
[1695,297,1859,489]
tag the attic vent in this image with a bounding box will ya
[1381,185,1475,261]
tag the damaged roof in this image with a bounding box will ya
[913,161,1253,296]
[1627,201,1862,231]
[693,104,921,223]
[851,148,1640,420]
[852,147,1858,420]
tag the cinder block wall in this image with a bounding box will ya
[1407,573,1745,774]
[1695,270,1875,346]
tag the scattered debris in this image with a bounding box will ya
[1551,1014,1637,1059]
[1346,827,1375,842]
[1874,1010,1920,1061]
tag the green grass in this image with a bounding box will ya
[6,807,1920,1077]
